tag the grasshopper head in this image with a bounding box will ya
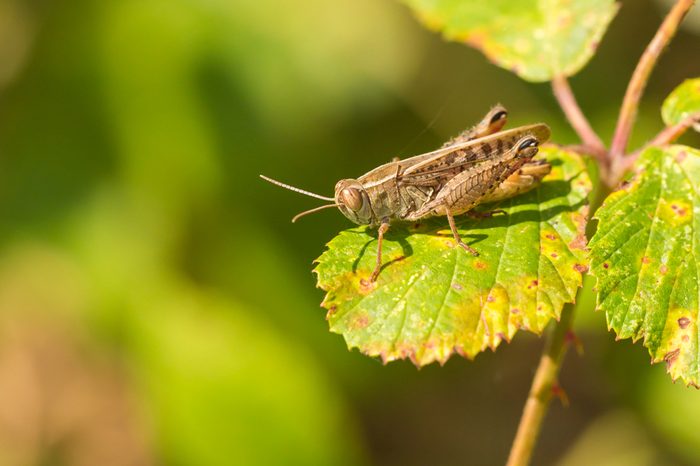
[335,179,373,225]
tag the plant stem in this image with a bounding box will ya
[506,305,575,466]
[551,75,607,161]
[618,112,700,175]
[609,0,695,158]
[647,113,700,148]
[504,3,694,465]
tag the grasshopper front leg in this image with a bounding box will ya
[370,218,391,282]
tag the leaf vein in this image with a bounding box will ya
[420,249,459,361]
[477,198,514,338]
[620,171,664,333]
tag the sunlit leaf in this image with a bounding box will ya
[401,0,618,82]
[315,146,591,366]
[661,78,700,131]
[590,145,700,386]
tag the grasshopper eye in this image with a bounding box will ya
[518,137,538,151]
[340,188,363,211]
[490,110,508,124]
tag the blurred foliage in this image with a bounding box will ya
[0,0,698,465]
[402,0,618,81]
[662,77,700,128]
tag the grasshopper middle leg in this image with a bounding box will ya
[371,219,391,282]
[446,210,479,256]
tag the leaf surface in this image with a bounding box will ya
[315,146,591,366]
[662,78,700,130]
[590,145,700,386]
[402,0,618,82]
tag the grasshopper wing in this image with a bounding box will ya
[399,124,550,187]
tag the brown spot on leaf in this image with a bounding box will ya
[511,308,520,314]
[326,305,337,320]
[683,335,690,342]
[641,256,651,264]
[528,280,539,289]
[486,294,495,303]
[664,348,680,368]
[551,252,558,258]
[671,204,688,217]
[473,261,488,270]
[350,313,370,330]
[568,234,588,250]
[546,233,557,240]
[660,264,668,275]
[452,282,463,291]
[574,263,588,273]
[678,317,691,329]
[603,263,609,269]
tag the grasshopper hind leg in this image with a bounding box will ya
[446,210,479,256]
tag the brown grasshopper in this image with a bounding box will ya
[261,106,551,281]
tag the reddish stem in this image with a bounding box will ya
[618,112,700,175]
[551,75,607,161]
[609,0,695,158]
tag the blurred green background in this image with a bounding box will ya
[0,0,699,465]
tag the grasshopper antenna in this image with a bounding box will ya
[292,203,338,223]
[260,175,335,202]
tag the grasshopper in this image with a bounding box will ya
[261,106,551,282]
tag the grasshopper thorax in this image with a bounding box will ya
[335,179,374,225]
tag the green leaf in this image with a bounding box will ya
[402,0,618,82]
[315,146,591,366]
[661,78,700,129]
[589,145,700,386]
